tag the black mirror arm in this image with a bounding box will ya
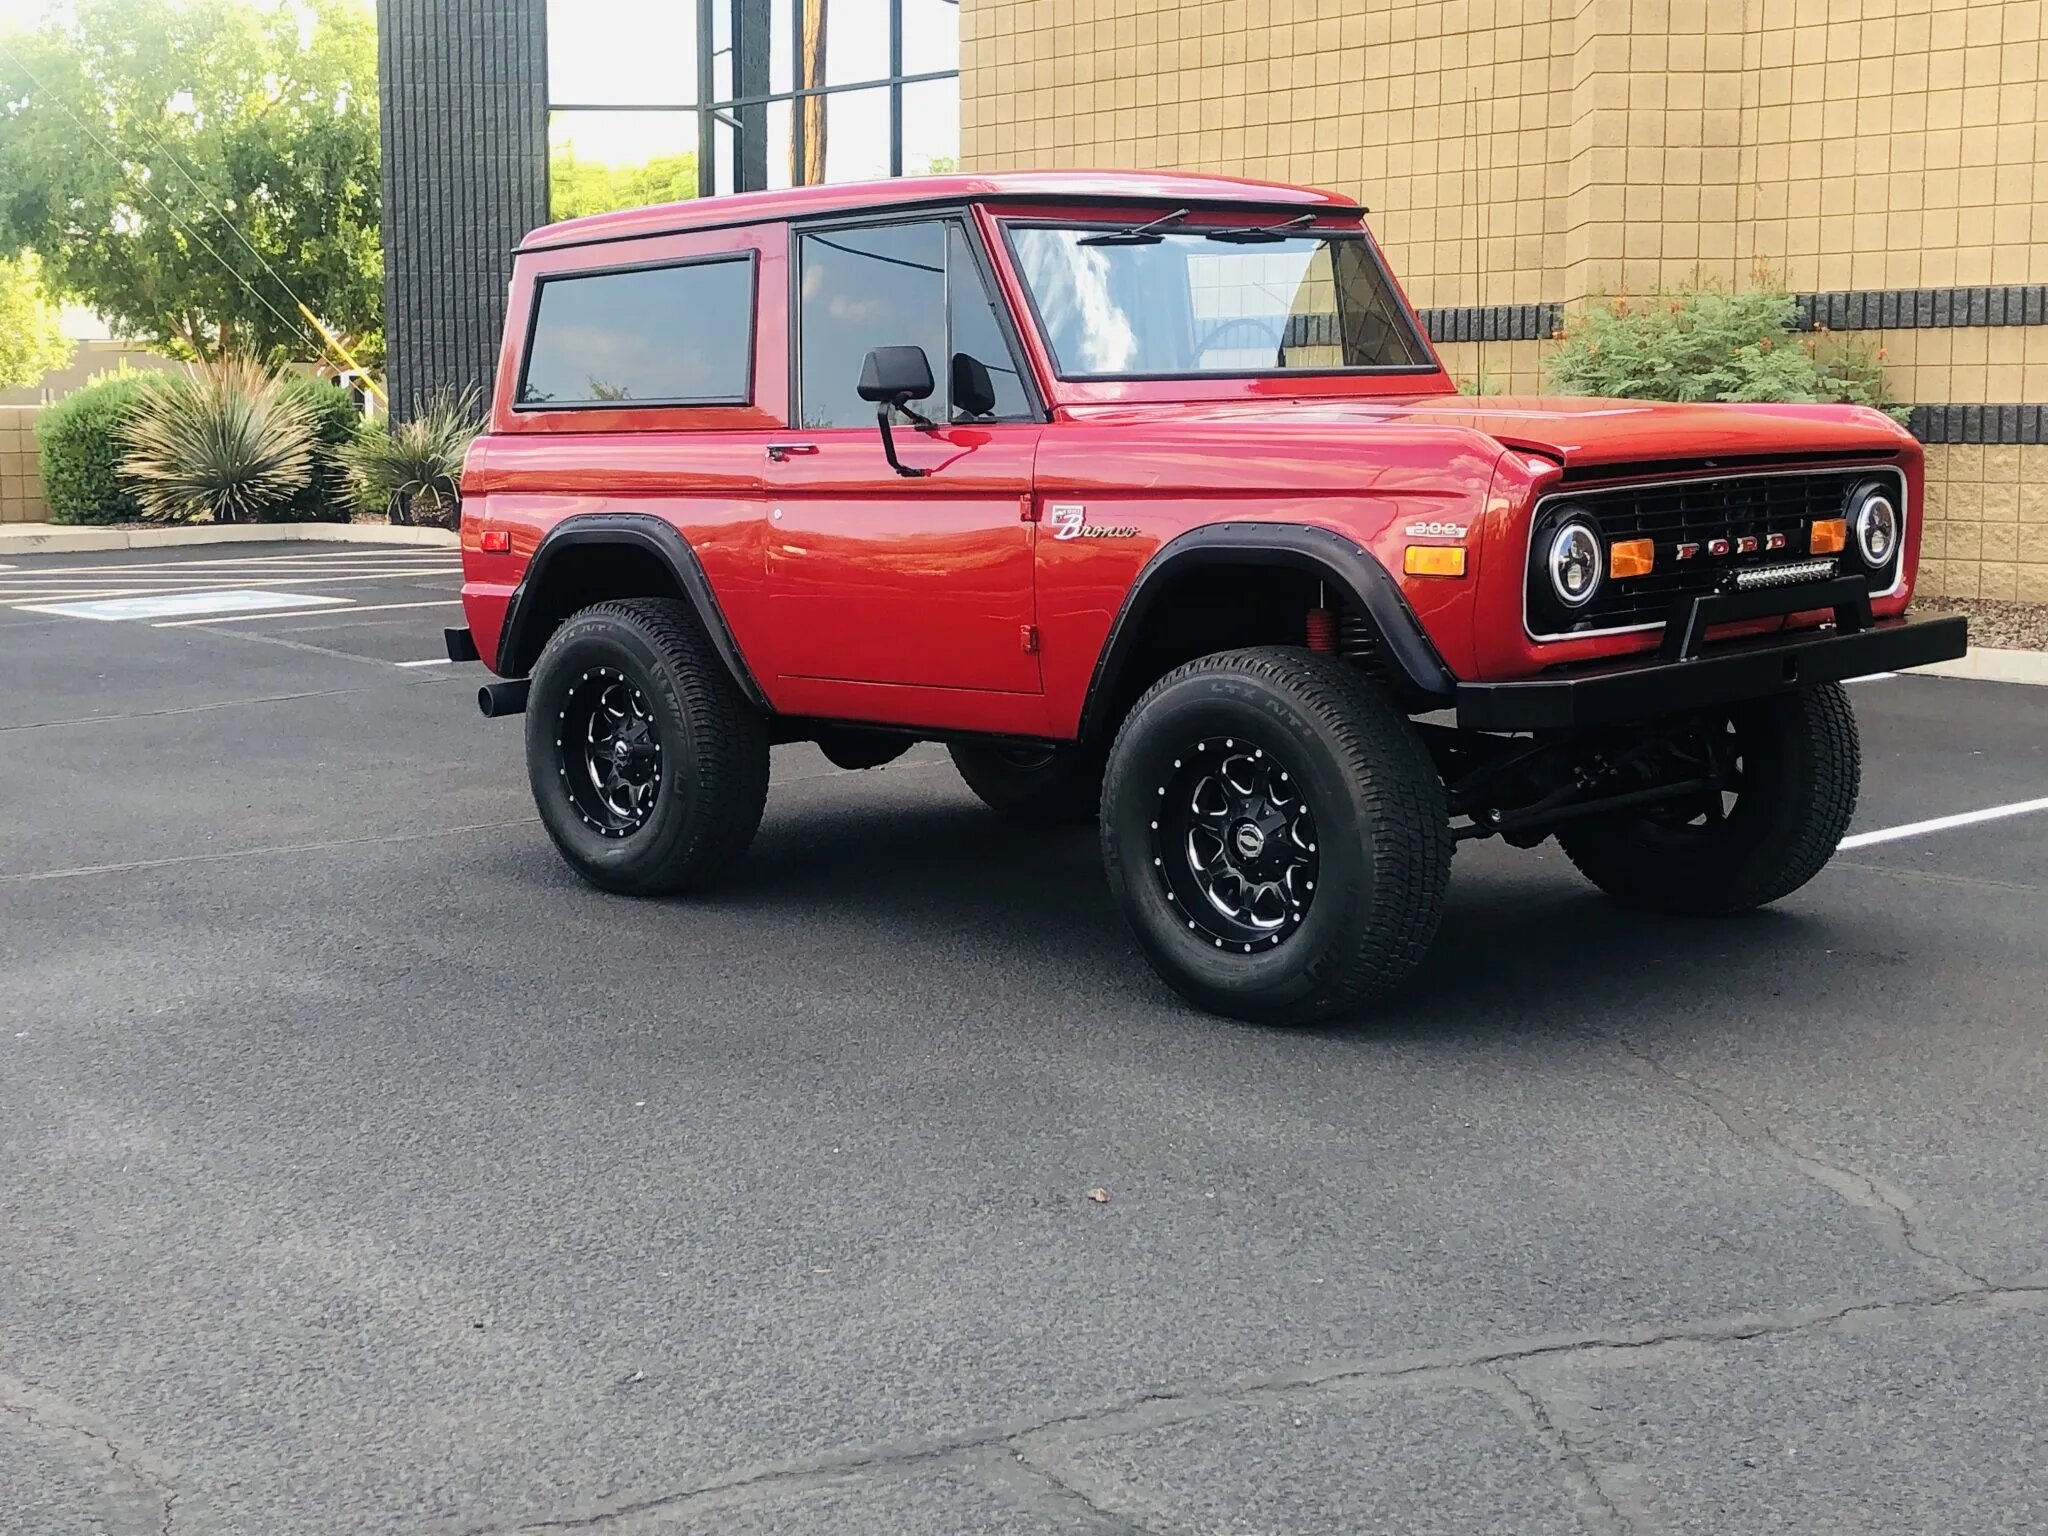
[875,400,930,478]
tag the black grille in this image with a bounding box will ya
[1528,468,1901,637]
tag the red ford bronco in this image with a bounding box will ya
[449,170,1967,1024]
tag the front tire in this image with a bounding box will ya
[1100,647,1452,1025]
[525,598,769,895]
[1557,684,1861,915]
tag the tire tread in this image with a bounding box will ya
[1102,646,1451,1022]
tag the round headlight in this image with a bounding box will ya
[1547,519,1603,608]
[1855,491,1899,566]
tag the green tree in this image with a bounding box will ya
[0,0,381,363]
[548,141,699,221]
[0,251,74,388]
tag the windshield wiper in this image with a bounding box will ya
[1201,214,1319,244]
[1075,208,1191,247]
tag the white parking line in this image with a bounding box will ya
[3,569,456,605]
[151,598,463,628]
[1845,672,1897,683]
[3,549,454,576]
[394,658,454,667]
[1840,796,2048,850]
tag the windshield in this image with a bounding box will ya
[1006,225,1434,379]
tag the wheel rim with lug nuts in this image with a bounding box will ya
[1150,735,1319,953]
[556,667,662,837]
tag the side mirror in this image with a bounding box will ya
[857,346,935,405]
[950,353,997,419]
[857,346,934,478]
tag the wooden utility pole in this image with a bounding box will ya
[799,0,827,184]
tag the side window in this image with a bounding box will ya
[797,220,1036,428]
[946,224,1033,421]
[798,222,947,429]
[519,257,754,408]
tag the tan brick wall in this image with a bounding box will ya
[1922,442,2048,600]
[962,0,2048,604]
[962,0,2047,312]
[0,407,46,524]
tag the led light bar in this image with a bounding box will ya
[1730,558,1837,591]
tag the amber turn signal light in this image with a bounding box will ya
[1810,518,1847,554]
[1404,545,1467,577]
[1608,537,1654,578]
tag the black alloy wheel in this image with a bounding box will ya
[557,666,663,837]
[1153,736,1320,952]
[524,598,769,895]
[1100,646,1452,1025]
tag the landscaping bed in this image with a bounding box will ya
[1910,595,2048,652]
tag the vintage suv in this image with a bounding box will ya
[448,170,1967,1024]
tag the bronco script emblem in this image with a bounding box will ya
[1049,504,1140,541]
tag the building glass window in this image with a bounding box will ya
[545,0,960,220]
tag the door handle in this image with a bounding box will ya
[765,442,818,462]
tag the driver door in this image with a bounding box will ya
[762,218,1045,725]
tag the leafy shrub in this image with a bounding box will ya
[118,357,318,524]
[34,373,162,524]
[1544,283,1908,421]
[280,378,364,522]
[339,389,482,528]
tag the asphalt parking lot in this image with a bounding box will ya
[3,541,2045,1536]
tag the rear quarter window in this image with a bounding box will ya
[518,255,755,409]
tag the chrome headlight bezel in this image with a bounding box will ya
[1546,516,1604,610]
[1853,486,1900,568]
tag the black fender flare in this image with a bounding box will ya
[496,513,768,709]
[1078,522,1457,742]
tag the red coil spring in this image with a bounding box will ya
[1304,607,1337,654]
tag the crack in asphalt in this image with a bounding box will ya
[450,1283,2046,1535]
[1492,1371,1635,1536]
[1,1376,177,1535]
[996,1448,1174,1535]
[1599,1033,1996,1290]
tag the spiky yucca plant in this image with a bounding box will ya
[340,389,482,528]
[118,358,319,523]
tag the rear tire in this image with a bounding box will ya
[1557,684,1860,915]
[1100,646,1451,1025]
[950,739,1104,824]
[525,598,769,895]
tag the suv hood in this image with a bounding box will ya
[1062,394,1912,469]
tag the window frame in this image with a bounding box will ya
[996,219,1442,384]
[513,249,761,413]
[787,207,1048,430]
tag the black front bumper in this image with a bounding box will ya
[1457,613,1968,731]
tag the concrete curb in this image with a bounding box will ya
[1921,647,2048,686]
[0,522,458,554]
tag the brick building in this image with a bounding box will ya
[958,0,2048,600]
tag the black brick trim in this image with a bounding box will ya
[1907,404,2048,444]
[1433,287,2048,341]
[1793,285,2048,332]
[1418,302,1564,344]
